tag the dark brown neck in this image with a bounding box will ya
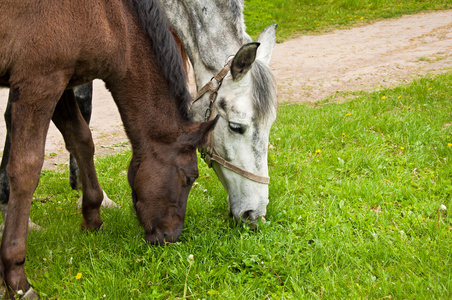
[102,0,193,156]
[105,47,184,155]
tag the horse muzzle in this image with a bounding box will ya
[228,195,269,227]
[145,223,183,245]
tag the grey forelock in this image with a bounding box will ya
[225,0,249,43]
[160,0,252,70]
[190,0,249,68]
[251,60,278,121]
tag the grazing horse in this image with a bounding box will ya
[0,0,277,229]
[0,0,217,298]
[160,1,278,225]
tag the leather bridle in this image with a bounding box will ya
[189,60,270,185]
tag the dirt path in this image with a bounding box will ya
[0,10,451,170]
[272,10,452,103]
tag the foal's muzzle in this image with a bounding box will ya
[145,223,183,245]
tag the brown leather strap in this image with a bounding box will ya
[202,126,270,185]
[209,147,270,184]
[191,81,213,104]
[213,64,231,82]
[190,63,231,107]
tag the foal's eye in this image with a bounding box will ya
[185,175,198,186]
[228,122,245,134]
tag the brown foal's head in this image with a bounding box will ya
[128,116,218,245]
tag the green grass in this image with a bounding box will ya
[11,71,450,299]
[244,0,452,40]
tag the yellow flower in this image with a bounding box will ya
[315,149,321,154]
[448,143,452,147]
[345,113,351,117]
[398,95,402,99]
[400,147,405,150]
[342,133,345,136]
[360,17,364,20]
[75,273,82,280]
[381,96,386,100]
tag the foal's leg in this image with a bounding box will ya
[51,90,103,230]
[0,82,64,299]
[0,93,41,235]
[71,83,116,208]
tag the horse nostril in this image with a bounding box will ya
[145,231,165,246]
[145,228,182,246]
[241,210,253,222]
[239,210,261,230]
[162,232,171,243]
[144,222,184,245]
[162,231,180,244]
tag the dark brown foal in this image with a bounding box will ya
[0,0,217,298]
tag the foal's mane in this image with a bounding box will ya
[128,0,192,120]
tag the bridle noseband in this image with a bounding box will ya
[189,60,270,185]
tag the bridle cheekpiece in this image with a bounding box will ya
[189,60,270,185]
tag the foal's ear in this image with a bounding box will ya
[231,43,260,81]
[184,115,220,148]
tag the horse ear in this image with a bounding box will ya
[184,115,220,148]
[231,42,260,81]
[256,24,277,66]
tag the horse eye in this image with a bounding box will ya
[228,122,245,134]
[185,175,197,186]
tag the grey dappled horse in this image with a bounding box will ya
[162,1,278,225]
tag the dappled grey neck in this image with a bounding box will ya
[159,0,252,85]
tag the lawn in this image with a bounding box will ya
[21,72,452,299]
[244,0,452,40]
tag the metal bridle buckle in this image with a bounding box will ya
[204,108,211,121]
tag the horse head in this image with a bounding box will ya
[202,25,278,226]
[128,117,219,245]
